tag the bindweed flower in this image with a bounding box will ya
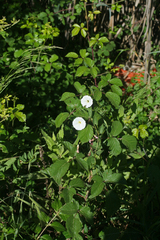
[72,117,86,130]
[81,95,93,108]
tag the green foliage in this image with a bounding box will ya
[0,1,160,239]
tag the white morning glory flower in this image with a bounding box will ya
[72,117,86,131]
[81,95,93,108]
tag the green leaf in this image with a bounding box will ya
[72,27,80,37]
[90,67,97,78]
[62,188,76,203]
[49,54,59,62]
[89,39,97,47]
[57,124,64,139]
[94,88,102,101]
[73,24,80,28]
[46,160,70,185]
[140,128,149,138]
[69,178,85,188]
[64,97,80,108]
[60,200,79,215]
[106,92,121,108]
[14,49,23,58]
[122,135,137,152]
[111,121,123,136]
[108,137,121,156]
[65,52,78,58]
[14,112,26,122]
[80,49,86,58]
[139,125,149,138]
[118,105,124,117]
[78,124,94,144]
[51,199,62,211]
[40,234,53,240]
[76,153,88,171]
[105,190,120,216]
[93,112,101,125]
[76,66,88,77]
[44,63,51,72]
[81,28,87,38]
[74,81,86,93]
[63,141,77,157]
[103,171,126,184]
[84,58,93,67]
[99,37,109,43]
[60,92,75,101]
[129,152,145,159]
[89,181,105,199]
[41,129,55,151]
[93,10,101,14]
[111,85,122,96]
[109,78,123,86]
[66,214,82,237]
[80,206,94,225]
[132,128,139,139]
[16,104,24,110]
[98,79,108,89]
[55,112,69,128]
[74,58,83,65]
[50,222,66,232]
[38,12,47,19]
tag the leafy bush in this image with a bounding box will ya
[1,1,160,239]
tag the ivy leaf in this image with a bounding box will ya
[122,135,137,152]
[106,92,121,108]
[78,124,94,144]
[108,137,121,156]
[55,112,69,128]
